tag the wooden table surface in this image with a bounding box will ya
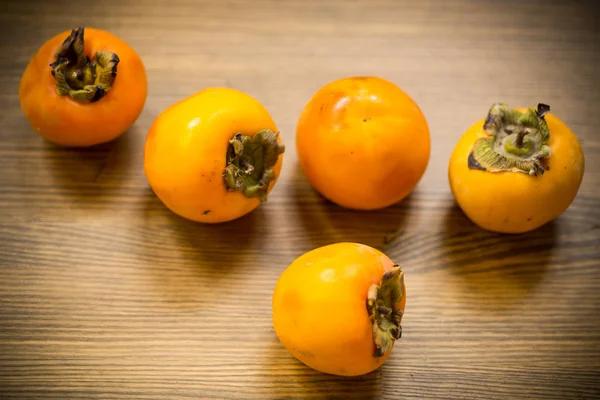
[1,0,599,399]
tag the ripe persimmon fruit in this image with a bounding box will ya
[144,88,285,223]
[272,242,406,376]
[296,76,430,210]
[19,26,147,147]
[449,103,584,233]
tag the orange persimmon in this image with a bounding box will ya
[19,26,147,147]
[449,103,584,233]
[272,242,406,376]
[144,88,285,223]
[296,76,430,210]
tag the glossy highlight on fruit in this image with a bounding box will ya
[144,87,285,223]
[19,26,147,147]
[449,103,584,233]
[272,242,406,376]
[296,76,430,210]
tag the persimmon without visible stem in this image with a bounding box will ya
[296,76,430,210]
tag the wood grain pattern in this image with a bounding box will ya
[1,0,599,399]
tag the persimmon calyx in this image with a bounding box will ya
[50,26,119,103]
[223,129,285,201]
[367,266,405,357]
[468,103,552,176]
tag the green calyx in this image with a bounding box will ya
[468,103,552,176]
[367,266,405,357]
[50,26,119,103]
[222,129,285,201]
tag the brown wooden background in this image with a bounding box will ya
[1,0,599,399]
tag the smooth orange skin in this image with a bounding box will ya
[296,76,430,210]
[272,243,406,377]
[19,27,147,147]
[144,88,283,224]
[449,109,584,233]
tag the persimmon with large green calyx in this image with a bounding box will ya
[272,242,406,376]
[19,26,147,147]
[449,103,585,233]
[144,87,285,224]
